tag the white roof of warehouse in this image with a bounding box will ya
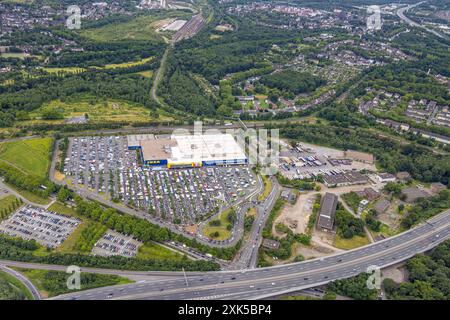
[127,134,155,147]
[170,134,246,163]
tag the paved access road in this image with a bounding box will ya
[233,177,281,269]
[0,265,41,300]
[50,209,450,300]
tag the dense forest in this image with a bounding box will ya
[48,41,165,68]
[328,273,378,300]
[383,239,450,300]
[401,190,450,229]
[328,236,450,301]
[259,70,326,95]
[0,161,56,198]
[0,272,26,300]
[158,16,311,115]
[161,67,216,115]
[0,71,153,127]
[335,205,365,239]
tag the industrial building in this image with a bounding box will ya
[401,187,431,203]
[127,133,247,168]
[317,193,338,232]
[322,171,369,187]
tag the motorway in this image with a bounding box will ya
[0,265,41,300]
[49,209,450,300]
[397,1,447,39]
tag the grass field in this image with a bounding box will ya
[48,202,85,253]
[333,234,370,250]
[0,195,22,220]
[0,52,29,59]
[48,202,79,217]
[137,242,184,261]
[246,207,257,217]
[27,98,173,124]
[370,223,399,239]
[42,57,153,74]
[42,67,86,74]
[258,176,272,202]
[0,270,34,300]
[104,57,154,69]
[48,202,107,254]
[1,79,15,86]
[79,12,192,42]
[80,15,165,42]
[4,183,50,205]
[57,221,90,253]
[0,137,53,178]
[202,208,234,241]
[135,70,154,78]
[14,268,132,298]
[0,0,33,3]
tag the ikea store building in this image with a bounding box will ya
[127,133,248,168]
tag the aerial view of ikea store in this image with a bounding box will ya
[127,133,248,168]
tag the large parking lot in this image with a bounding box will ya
[279,141,375,180]
[63,136,257,225]
[92,230,142,258]
[0,205,81,248]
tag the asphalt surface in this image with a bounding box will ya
[0,180,54,210]
[195,170,263,248]
[397,1,447,39]
[0,259,205,280]
[0,265,41,300]
[233,177,280,269]
[50,138,264,251]
[50,209,450,300]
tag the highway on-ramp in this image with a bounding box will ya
[50,209,450,300]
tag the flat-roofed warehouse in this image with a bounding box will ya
[127,134,155,149]
[317,193,338,232]
[323,171,369,187]
[127,133,247,168]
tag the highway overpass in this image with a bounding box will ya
[48,209,450,300]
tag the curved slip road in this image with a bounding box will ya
[50,209,450,300]
[0,265,41,300]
